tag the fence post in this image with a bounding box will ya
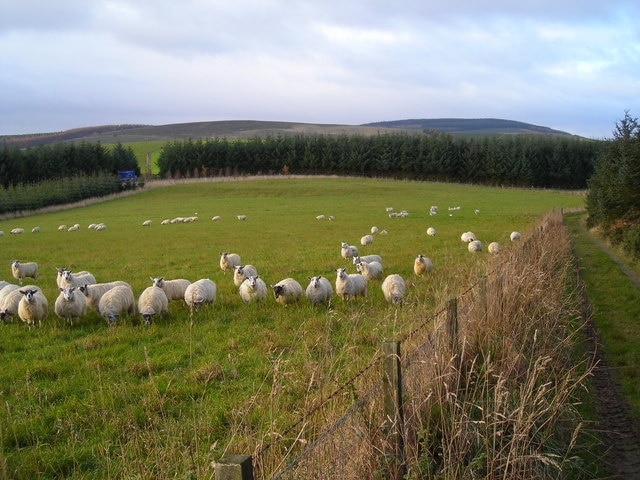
[214,454,254,480]
[446,298,459,355]
[382,339,405,479]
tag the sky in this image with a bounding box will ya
[1,1,639,138]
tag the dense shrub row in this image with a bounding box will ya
[587,111,640,258]
[157,132,601,189]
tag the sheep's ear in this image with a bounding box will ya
[59,287,64,292]
[19,290,26,295]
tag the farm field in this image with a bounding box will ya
[0,177,586,478]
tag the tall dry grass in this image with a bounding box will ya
[242,210,594,479]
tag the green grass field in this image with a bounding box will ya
[0,178,586,478]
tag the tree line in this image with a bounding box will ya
[157,132,600,189]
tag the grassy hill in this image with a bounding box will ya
[1,118,574,148]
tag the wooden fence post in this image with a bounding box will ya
[446,298,459,355]
[383,339,405,479]
[214,454,254,480]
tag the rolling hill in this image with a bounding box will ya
[0,118,573,148]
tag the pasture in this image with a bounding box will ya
[0,177,585,478]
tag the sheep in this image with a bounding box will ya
[0,281,11,290]
[335,267,367,300]
[78,281,131,309]
[142,220,152,226]
[305,276,333,305]
[239,276,268,304]
[461,231,476,243]
[1,284,38,321]
[31,226,40,233]
[271,278,303,306]
[236,215,247,221]
[98,284,136,325]
[316,214,326,220]
[379,229,388,235]
[381,274,406,305]
[219,252,241,273]
[161,219,171,225]
[352,254,383,266]
[54,286,87,325]
[60,269,97,288]
[94,223,107,231]
[138,286,169,325]
[488,242,500,254]
[356,260,383,281]
[510,231,522,242]
[150,277,191,301]
[468,240,483,253]
[414,254,433,276]
[11,260,38,285]
[88,223,97,229]
[370,226,379,235]
[429,205,438,216]
[10,228,24,234]
[426,227,436,236]
[0,284,20,320]
[184,278,217,311]
[340,242,359,259]
[360,234,374,246]
[211,215,221,222]
[18,288,49,327]
[233,265,258,287]
[56,267,91,288]
[67,224,79,232]
[58,225,67,231]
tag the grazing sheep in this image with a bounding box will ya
[18,288,49,327]
[150,277,191,301]
[414,254,433,276]
[239,276,268,304]
[10,228,24,234]
[356,260,383,281]
[305,276,333,305]
[98,284,136,325]
[161,219,171,225]
[316,214,326,220]
[510,231,522,242]
[79,281,131,309]
[0,284,20,320]
[211,215,221,222]
[426,227,436,236]
[67,224,79,232]
[352,254,383,266]
[461,231,476,243]
[142,220,152,226]
[1,284,38,321]
[233,265,258,287]
[219,252,241,273]
[488,242,500,254]
[54,286,87,325]
[429,206,438,216]
[379,229,388,235]
[335,267,367,300]
[340,242,359,259]
[94,223,107,231]
[381,274,406,305]
[31,226,40,233]
[370,226,379,235]
[184,278,217,311]
[468,240,483,253]
[138,286,169,325]
[11,260,38,285]
[271,278,303,306]
[58,225,67,231]
[236,215,247,221]
[60,269,97,288]
[360,234,374,246]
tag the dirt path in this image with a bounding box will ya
[574,219,640,478]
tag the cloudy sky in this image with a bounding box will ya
[1,1,638,138]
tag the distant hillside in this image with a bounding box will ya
[0,118,574,148]
[363,118,572,136]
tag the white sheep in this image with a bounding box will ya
[211,215,221,222]
[98,284,136,325]
[461,231,476,243]
[381,274,406,305]
[316,214,326,220]
[94,223,107,231]
[239,276,268,304]
[414,254,433,276]
[142,220,152,226]
[138,286,169,325]
[60,269,97,288]
[56,267,90,288]
[54,286,87,325]
[1,284,38,321]
[305,276,333,305]
[468,240,483,253]
[18,288,49,327]
[161,219,171,225]
[356,260,383,281]
[510,231,522,242]
[352,254,383,266]
[426,227,436,236]
[488,242,500,254]
[58,225,67,231]
[340,242,359,259]
[370,226,379,235]
[233,265,258,287]
[335,267,367,300]
[360,234,374,246]
[10,228,24,234]
[67,224,79,232]
[0,284,20,320]
[219,252,241,273]
[271,278,303,306]
[78,281,131,309]
[236,215,247,221]
[150,277,191,301]
[429,206,438,216]
[11,260,39,285]
[184,278,217,311]
[31,226,40,233]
